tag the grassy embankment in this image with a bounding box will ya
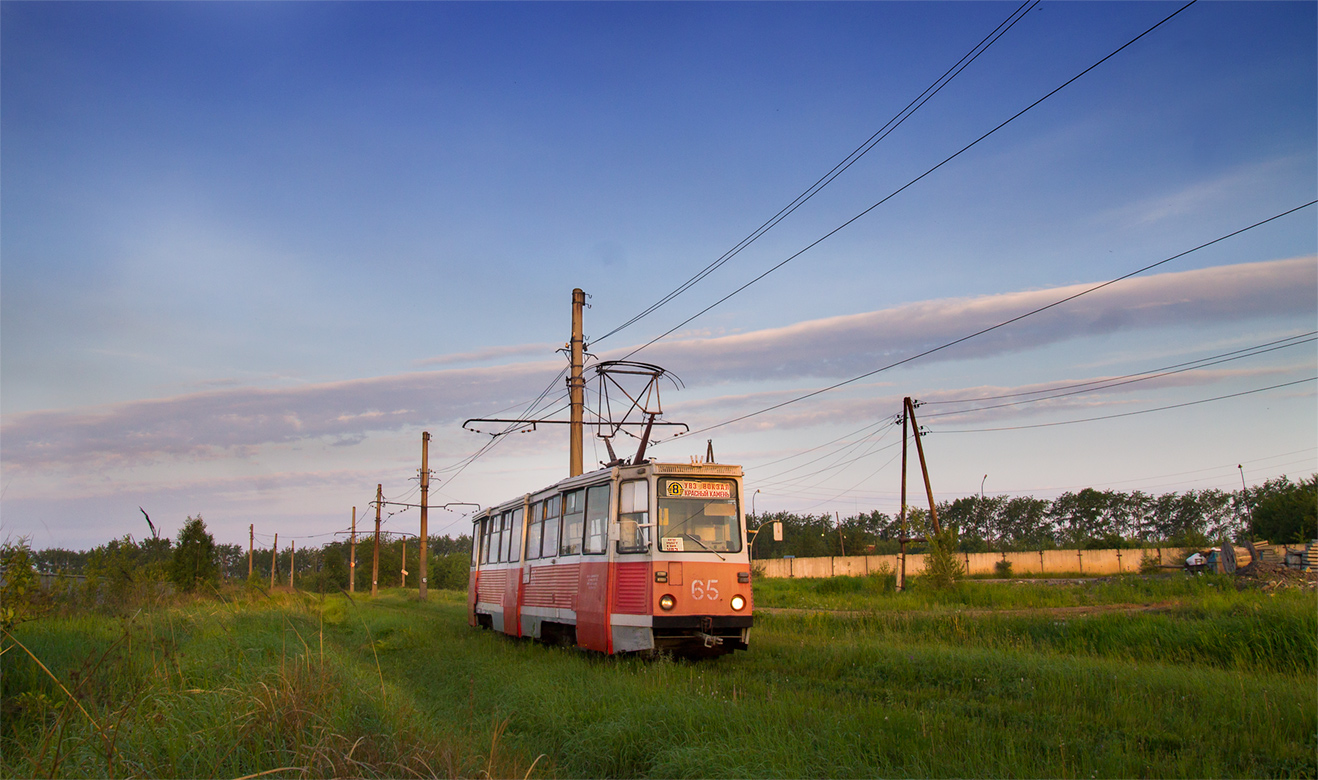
[3,574,1314,778]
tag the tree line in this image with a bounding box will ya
[7,515,474,616]
[749,475,1316,559]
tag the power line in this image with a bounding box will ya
[665,200,1317,439]
[919,333,1317,420]
[619,0,1201,365]
[594,0,1040,345]
[934,376,1316,433]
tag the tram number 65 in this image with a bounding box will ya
[691,579,719,601]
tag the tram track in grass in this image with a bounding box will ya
[4,582,1313,778]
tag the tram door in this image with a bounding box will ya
[501,507,525,635]
[575,483,613,651]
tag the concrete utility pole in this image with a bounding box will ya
[401,538,408,588]
[419,431,430,599]
[569,288,586,477]
[248,524,254,578]
[349,506,357,593]
[372,484,382,597]
[835,511,846,557]
[289,540,295,588]
[270,533,278,590]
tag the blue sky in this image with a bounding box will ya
[3,1,1315,551]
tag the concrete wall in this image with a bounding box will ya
[753,546,1243,579]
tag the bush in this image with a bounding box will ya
[1139,550,1162,574]
[0,538,39,629]
[994,558,1013,577]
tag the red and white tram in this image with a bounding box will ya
[468,460,752,657]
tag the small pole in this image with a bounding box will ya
[270,533,278,590]
[248,524,254,579]
[420,431,430,599]
[349,507,357,593]
[835,511,846,558]
[289,540,295,588]
[372,484,382,597]
[401,537,408,589]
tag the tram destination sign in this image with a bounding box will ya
[665,480,733,499]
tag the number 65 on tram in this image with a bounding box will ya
[468,460,752,658]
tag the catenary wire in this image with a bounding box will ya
[617,1,1200,365]
[661,200,1317,440]
[594,0,1039,344]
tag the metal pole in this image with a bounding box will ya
[349,507,357,593]
[372,484,382,597]
[420,431,430,599]
[569,288,586,477]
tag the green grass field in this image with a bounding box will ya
[3,575,1314,778]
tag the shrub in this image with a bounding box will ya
[1139,550,1162,574]
[0,538,39,629]
[994,558,1013,577]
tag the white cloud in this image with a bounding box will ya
[4,257,1312,471]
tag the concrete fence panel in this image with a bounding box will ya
[754,546,1210,579]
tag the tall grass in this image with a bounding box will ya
[0,590,533,778]
[4,582,1314,778]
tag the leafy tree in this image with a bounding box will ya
[170,515,218,592]
[1250,475,1318,544]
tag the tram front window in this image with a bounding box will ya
[657,478,741,553]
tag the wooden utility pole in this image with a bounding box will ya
[270,533,278,589]
[349,506,357,593]
[289,540,295,588]
[906,397,941,535]
[371,484,382,597]
[419,431,430,599]
[899,410,908,592]
[248,524,254,578]
[569,288,586,477]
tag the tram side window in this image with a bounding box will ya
[541,495,562,558]
[560,489,585,556]
[479,517,492,564]
[525,502,543,561]
[506,508,523,563]
[584,484,611,554]
[617,480,649,554]
[495,514,507,563]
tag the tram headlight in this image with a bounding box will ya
[730,594,746,611]
[659,594,676,611]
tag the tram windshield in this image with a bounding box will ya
[657,478,741,553]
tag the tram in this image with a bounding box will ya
[468,459,753,657]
